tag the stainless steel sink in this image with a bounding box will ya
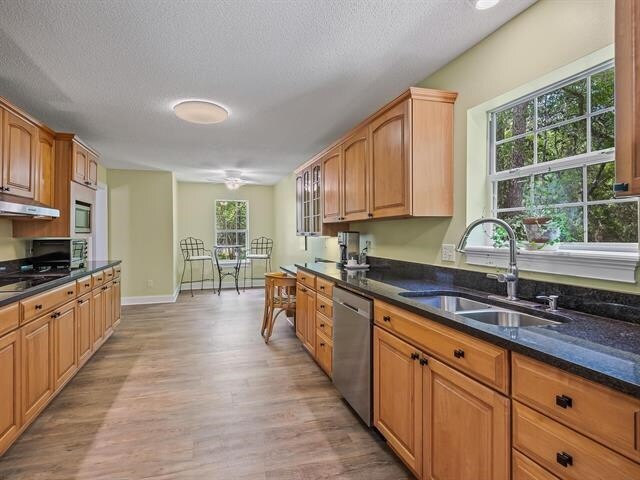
[400,293,494,312]
[459,310,561,327]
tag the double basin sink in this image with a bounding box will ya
[398,291,562,328]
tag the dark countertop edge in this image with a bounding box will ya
[0,261,122,307]
[292,264,640,398]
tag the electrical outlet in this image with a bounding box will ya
[147,279,154,288]
[441,244,456,262]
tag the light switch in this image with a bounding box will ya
[441,244,456,262]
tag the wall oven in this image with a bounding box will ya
[31,239,88,269]
[74,201,91,234]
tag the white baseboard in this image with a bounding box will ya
[122,285,180,305]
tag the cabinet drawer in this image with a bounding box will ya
[92,271,105,288]
[0,303,19,336]
[316,277,334,298]
[103,267,115,283]
[316,296,333,318]
[315,329,332,377]
[296,270,316,290]
[21,283,77,324]
[374,300,508,392]
[114,265,122,278]
[513,353,640,462]
[513,451,560,480]
[76,276,92,296]
[513,401,640,480]
[316,311,333,338]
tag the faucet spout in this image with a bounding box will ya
[457,217,519,301]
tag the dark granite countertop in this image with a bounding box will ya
[283,262,640,398]
[0,260,121,307]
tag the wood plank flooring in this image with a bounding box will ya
[0,289,410,479]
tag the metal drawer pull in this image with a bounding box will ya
[320,323,325,328]
[453,349,465,359]
[35,304,43,310]
[410,352,419,360]
[383,315,391,322]
[320,304,325,309]
[555,394,573,409]
[67,290,74,295]
[556,452,573,467]
[419,357,428,366]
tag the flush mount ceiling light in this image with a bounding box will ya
[224,178,245,190]
[475,0,500,9]
[173,100,229,124]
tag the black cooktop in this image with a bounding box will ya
[0,270,70,292]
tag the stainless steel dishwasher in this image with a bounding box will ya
[332,286,373,426]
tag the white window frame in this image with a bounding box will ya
[462,47,639,283]
[214,199,249,250]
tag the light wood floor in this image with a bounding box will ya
[0,289,410,479]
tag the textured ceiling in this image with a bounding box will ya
[0,0,535,184]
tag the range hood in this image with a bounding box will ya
[0,195,59,218]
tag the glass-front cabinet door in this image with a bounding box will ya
[311,164,321,234]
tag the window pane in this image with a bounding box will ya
[216,232,226,246]
[238,232,246,247]
[495,135,534,171]
[591,68,614,112]
[591,111,614,151]
[537,119,587,163]
[533,167,582,205]
[537,78,587,128]
[550,207,584,242]
[237,203,247,229]
[587,162,615,201]
[495,101,534,141]
[588,202,638,242]
[497,177,530,209]
[496,211,527,242]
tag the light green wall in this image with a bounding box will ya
[0,220,27,260]
[108,169,177,298]
[176,182,277,283]
[274,0,638,293]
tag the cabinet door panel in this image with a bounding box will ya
[373,326,423,477]
[0,331,21,455]
[72,143,88,185]
[303,290,316,356]
[342,127,369,221]
[322,147,342,222]
[87,153,98,189]
[21,316,53,424]
[77,295,92,365]
[3,111,36,198]
[104,284,113,336]
[295,175,304,235]
[92,289,104,349]
[112,279,122,328]
[423,358,510,480]
[36,128,55,206]
[53,302,77,391]
[295,282,306,341]
[369,100,411,218]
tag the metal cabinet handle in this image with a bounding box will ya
[453,349,465,359]
[419,357,428,366]
[368,213,373,218]
[84,283,90,287]
[555,395,573,409]
[410,352,419,360]
[319,285,325,290]
[320,323,325,328]
[320,342,325,347]
[383,315,391,322]
[556,452,573,467]
[78,299,84,304]
[67,290,74,295]
[35,304,43,310]
[320,304,325,309]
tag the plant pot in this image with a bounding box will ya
[522,217,560,250]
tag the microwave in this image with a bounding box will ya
[31,239,88,269]
[74,201,91,234]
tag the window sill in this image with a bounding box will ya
[462,246,639,283]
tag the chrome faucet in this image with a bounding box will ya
[456,217,519,301]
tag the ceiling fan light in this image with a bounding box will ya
[475,0,500,9]
[173,100,229,124]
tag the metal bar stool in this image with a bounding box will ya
[214,245,243,295]
[243,237,273,290]
[179,237,215,297]
[262,272,296,343]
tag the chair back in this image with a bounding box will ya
[214,245,243,271]
[250,237,273,256]
[265,272,296,308]
[180,237,206,260]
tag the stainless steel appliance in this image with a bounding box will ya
[337,231,360,266]
[0,195,59,218]
[31,239,88,269]
[332,286,373,426]
[74,201,92,234]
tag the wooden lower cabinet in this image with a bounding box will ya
[315,329,332,377]
[373,326,423,477]
[103,282,114,337]
[52,300,77,391]
[21,315,53,425]
[76,294,92,366]
[295,283,316,356]
[112,279,121,328]
[374,325,510,480]
[423,357,510,480]
[513,451,560,480]
[0,330,21,454]
[295,282,306,342]
[92,287,105,349]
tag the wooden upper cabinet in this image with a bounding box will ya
[72,142,88,185]
[2,110,37,199]
[36,128,55,207]
[369,100,411,218]
[423,357,510,480]
[615,0,640,196]
[295,159,340,237]
[373,326,423,477]
[295,174,304,235]
[87,152,98,189]
[341,126,369,221]
[322,147,342,223]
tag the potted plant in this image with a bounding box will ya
[519,175,569,250]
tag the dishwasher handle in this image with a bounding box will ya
[335,299,365,316]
